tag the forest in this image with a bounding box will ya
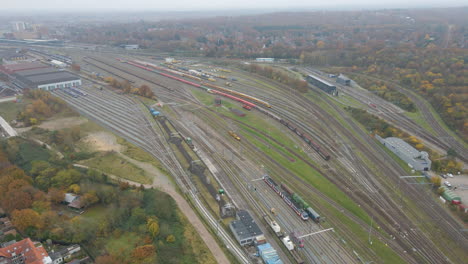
[0,137,210,264]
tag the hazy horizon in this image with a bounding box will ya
[1,0,467,12]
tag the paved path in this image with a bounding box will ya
[0,96,16,103]
[0,115,18,137]
[74,163,231,264]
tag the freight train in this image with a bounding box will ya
[263,175,309,221]
[281,182,321,223]
[125,60,330,161]
[256,107,331,161]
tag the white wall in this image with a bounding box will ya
[38,79,81,91]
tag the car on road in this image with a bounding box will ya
[444,181,452,187]
[440,174,447,179]
[447,173,454,178]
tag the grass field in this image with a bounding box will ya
[81,152,152,184]
[17,140,51,171]
[0,99,28,122]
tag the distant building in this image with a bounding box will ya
[255,58,274,63]
[165,58,175,63]
[0,50,28,62]
[63,193,83,209]
[377,136,431,171]
[229,210,263,246]
[0,238,52,264]
[49,245,81,264]
[123,44,139,50]
[11,22,27,32]
[336,74,351,86]
[0,62,49,75]
[50,60,66,68]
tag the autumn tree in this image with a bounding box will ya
[81,191,99,208]
[147,216,159,238]
[430,176,442,188]
[131,244,156,261]
[139,85,154,98]
[166,234,176,243]
[11,209,43,232]
[95,255,121,264]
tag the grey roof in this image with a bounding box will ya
[308,74,335,87]
[230,210,263,240]
[17,71,80,86]
[385,137,422,158]
[14,67,61,77]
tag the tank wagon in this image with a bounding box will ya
[281,182,321,223]
[264,176,308,220]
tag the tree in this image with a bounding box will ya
[430,176,441,188]
[48,188,65,203]
[447,148,457,157]
[11,209,42,232]
[146,216,159,238]
[166,234,176,243]
[1,189,33,213]
[95,255,121,264]
[52,169,81,188]
[68,184,81,194]
[30,161,50,177]
[81,192,99,207]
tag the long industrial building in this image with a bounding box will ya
[1,62,81,90]
[306,74,337,95]
[376,135,431,171]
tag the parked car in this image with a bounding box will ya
[447,173,454,178]
[444,181,452,187]
[440,174,447,179]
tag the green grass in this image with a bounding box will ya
[80,204,109,222]
[321,201,405,263]
[117,137,169,177]
[80,152,152,184]
[404,111,437,136]
[17,140,51,171]
[240,125,370,222]
[0,99,28,122]
[105,232,141,259]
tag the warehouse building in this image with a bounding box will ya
[376,136,431,171]
[336,74,351,86]
[229,210,263,246]
[256,58,275,63]
[0,61,49,75]
[306,74,337,95]
[14,70,81,90]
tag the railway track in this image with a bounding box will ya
[53,84,251,264]
[205,66,466,263]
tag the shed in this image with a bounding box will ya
[257,243,283,264]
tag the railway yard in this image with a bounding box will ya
[4,45,468,264]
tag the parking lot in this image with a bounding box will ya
[442,174,468,203]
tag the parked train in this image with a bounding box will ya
[263,175,309,221]
[256,107,331,161]
[125,60,331,161]
[281,182,321,223]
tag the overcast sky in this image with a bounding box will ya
[1,0,466,11]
